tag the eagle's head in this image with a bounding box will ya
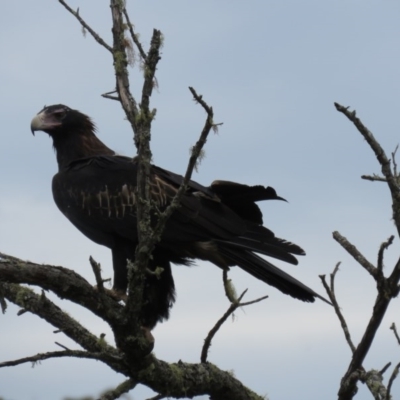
[30,104,113,169]
[30,104,95,137]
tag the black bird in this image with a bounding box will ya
[31,104,325,329]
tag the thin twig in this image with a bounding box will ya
[55,342,70,351]
[58,0,112,53]
[201,302,240,364]
[146,394,165,400]
[390,323,400,346]
[102,93,120,101]
[89,256,105,293]
[320,267,356,354]
[386,361,400,400]
[151,87,217,240]
[380,362,392,376]
[334,103,400,237]
[201,283,268,363]
[122,7,147,61]
[330,262,341,295]
[392,145,399,178]
[361,174,387,182]
[377,236,394,273]
[0,285,7,314]
[333,231,377,279]
[0,350,113,368]
[98,378,137,400]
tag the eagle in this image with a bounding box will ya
[31,104,325,329]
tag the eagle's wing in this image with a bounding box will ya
[52,155,326,304]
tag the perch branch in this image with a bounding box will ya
[0,252,125,327]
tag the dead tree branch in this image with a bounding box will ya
[201,271,268,363]
[332,232,377,279]
[335,103,400,236]
[58,1,113,52]
[320,265,356,354]
[0,350,116,369]
[334,103,400,400]
[98,379,137,400]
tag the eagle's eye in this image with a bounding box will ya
[53,111,65,119]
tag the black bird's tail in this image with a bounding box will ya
[207,181,328,303]
[216,243,328,304]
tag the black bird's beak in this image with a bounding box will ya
[30,113,43,136]
[31,113,45,135]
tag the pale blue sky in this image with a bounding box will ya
[1,1,400,399]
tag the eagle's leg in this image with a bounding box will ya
[111,246,176,329]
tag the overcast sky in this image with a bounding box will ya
[2,1,400,399]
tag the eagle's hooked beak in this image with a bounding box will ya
[30,113,43,136]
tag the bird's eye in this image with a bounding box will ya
[53,111,65,119]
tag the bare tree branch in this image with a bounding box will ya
[320,265,356,354]
[150,88,218,244]
[380,362,392,376]
[122,7,147,62]
[335,103,400,237]
[0,281,127,375]
[101,90,120,101]
[201,271,268,363]
[333,231,377,279]
[361,174,387,182]
[392,145,399,178]
[0,350,116,369]
[89,256,106,294]
[0,252,125,327]
[140,356,265,400]
[377,236,394,273]
[386,361,400,400]
[58,0,113,53]
[334,102,400,400]
[109,0,140,132]
[98,379,137,400]
[146,394,165,400]
[390,323,400,346]
[364,369,387,400]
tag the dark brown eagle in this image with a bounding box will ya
[31,104,325,328]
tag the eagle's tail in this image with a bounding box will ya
[216,242,329,304]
